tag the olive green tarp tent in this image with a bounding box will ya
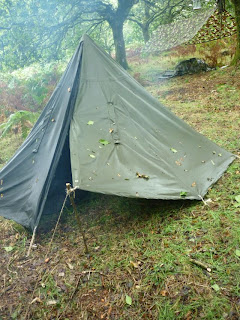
[0,35,235,230]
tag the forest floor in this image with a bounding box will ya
[0,54,240,320]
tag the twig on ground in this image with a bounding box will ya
[57,274,82,320]
[189,258,212,272]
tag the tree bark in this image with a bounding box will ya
[142,24,150,43]
[142,1,150,43]
[231,0,240,65]
[110,20,129,69]
[105,0,139,69]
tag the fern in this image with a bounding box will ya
[0,110,39,139]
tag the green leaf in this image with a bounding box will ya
[4,246,14,252]
[211,284,220,292]
[87,121,94,125]
[99,139,110,145]
[170,148,178,153]
[126,295,132,305]
[180,191,187,197]
[235,195,240,203]
[89,154,96,158]
[235,249,240,257]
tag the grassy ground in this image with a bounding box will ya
[0,53,240,320]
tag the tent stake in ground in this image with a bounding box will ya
[66,183,89,254]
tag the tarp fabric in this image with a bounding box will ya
[0,41,83,230]
[70,36,235,200]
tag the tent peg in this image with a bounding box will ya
[27,226,37,257]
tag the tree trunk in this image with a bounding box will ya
[110,21,129,69]
[142,1,150,43]
[142,24,150,43]
[231,0,240,65]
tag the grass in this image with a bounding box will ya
[0,52,240,319]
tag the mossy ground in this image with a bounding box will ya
[0,53,239,320]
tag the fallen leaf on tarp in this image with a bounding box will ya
[191,182,196,187]
[126,295,132,305]
[180,191,187,197]
[99,139,110,145]
[109,128,114,133]
[170,148,178,153]
[87,121,94,125]
[89,154,96,158]
[136,172,149,180]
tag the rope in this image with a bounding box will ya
[45,193,69,259]
[198,194,208,205]
[24,191,69,320]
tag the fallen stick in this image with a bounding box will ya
[57,274,82,320]
[189,258,212,272]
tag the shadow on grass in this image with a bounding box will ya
[38,191,199,235]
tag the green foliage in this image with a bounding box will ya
[0,62,64,111]
[0,110,39,139]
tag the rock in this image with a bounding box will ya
[175,58,212,76]
[159,58,212,79]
